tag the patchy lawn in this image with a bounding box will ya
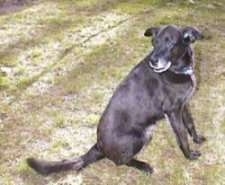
[0,0,225,184]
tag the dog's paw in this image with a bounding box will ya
[142,164,154,175]
[193,135,206,144]
[188,150,201,160]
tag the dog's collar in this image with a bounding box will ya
[171,66,194,75]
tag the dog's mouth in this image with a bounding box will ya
[149,59,172,73]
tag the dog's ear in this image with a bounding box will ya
[182,26,204,44]
[144,27,159,37]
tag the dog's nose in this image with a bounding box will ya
[150,56,158,66]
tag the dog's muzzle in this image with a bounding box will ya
[149,58,172,73]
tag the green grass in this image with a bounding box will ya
[0,0,225,184]
[0,76,10,89]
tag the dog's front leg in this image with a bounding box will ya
[182,105,206,144]
[166,110,201,160]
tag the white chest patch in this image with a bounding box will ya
[144,125,156,144]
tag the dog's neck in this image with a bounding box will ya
[168,46,194,76]
[160,47,195,84]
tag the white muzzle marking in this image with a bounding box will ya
[149,58,172,73]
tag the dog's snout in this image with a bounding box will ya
[150,55,158,66]
[150,48,167,67]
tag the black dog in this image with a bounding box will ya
[27,25,206,175]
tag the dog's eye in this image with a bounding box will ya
[165,37,170,42]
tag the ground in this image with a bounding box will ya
[0,0,225,184]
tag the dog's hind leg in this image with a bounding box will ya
[27,143,104,175]
[126,159,153,174]
[182,105,206,144]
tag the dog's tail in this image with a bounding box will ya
[26,157,84,175]
[27,143,104,175]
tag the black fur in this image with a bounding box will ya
[27,25,205,175]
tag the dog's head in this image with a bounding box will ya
[144,25,203,74]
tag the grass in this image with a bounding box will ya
[0,0,225,185]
